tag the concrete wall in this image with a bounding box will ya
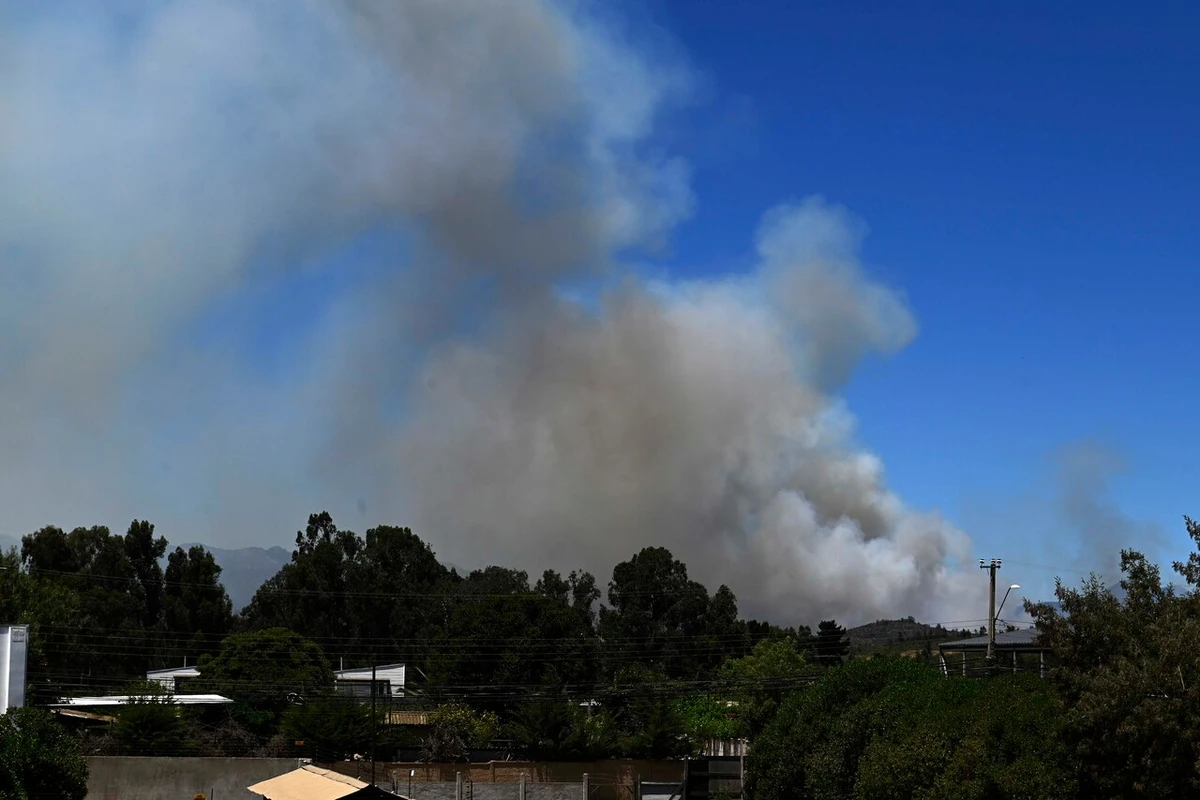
[333,760,684,786]
[335,761,685,800]
[85,757,686,800]
[392,781,582,800]
[86,757,303,800]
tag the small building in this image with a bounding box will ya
[146,665,201,693]
[248,764,396,800]
[937,628,1049,678]
[0,625,29,713]
[335,664,405,699]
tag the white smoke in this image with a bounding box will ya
[0,1,981,624]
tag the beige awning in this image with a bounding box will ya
[247,765,369,800]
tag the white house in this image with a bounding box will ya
[146,665,201,694]
[334,663,405,698]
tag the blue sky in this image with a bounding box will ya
[629,0,1200,592]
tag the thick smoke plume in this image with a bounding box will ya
[0,0,980,623]
[390,199,977,622]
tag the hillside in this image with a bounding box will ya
[846,617,979,654]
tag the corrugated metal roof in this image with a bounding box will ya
[939,628,1042,649]
[335,663,405,678]
[247,765,368,800]
[386,710,429,726]
[147,666,201,678]
[49,694,233,707]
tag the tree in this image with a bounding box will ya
[600,547,741,679]
[0,708,89,800]
[162,545,234,660]
[1027,516,1200,798]
[603,664,691,759]
[197,628,333,735]
[241,512,360,644]
[19,521,172,678]
[111,682,190,756]
[814,620,849,667]
[852,675,1074,799]
[346,524,451,664]
[719,636,815,737]
[0,547,88,704]
[532,568,602,685]
[421,703,499,762]
[674,695,741,748]
[430,566,601,698]
[123,520,168,629]
[241,514,452,669]
[281,696,374,761]
[746,657,1074,800]
[508,698,592,760]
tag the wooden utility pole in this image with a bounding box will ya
[979,558,1001,670]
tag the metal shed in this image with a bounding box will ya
[937,628,1049,678]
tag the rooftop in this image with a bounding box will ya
[50,694,233,707]
[335,663,405,680]
[939,628,1043,650]
[147,666,201,678]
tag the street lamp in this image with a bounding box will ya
[996,583,1021,624]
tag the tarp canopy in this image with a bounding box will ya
[247,765,386,800]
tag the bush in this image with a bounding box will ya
[422,703,500,762]
[0,708,89,800]
[281,696,373,761]
[111,680,190,756]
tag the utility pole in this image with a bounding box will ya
[371,663,377,788]
[979,558,1001,671]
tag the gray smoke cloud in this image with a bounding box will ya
[0,0,981,624]
[1050,440,1162,584]
[384,198,978,622]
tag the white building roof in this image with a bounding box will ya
[334,663,405,682]
[50,694,233,707]
[147,666,201,679]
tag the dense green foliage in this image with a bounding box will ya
[1027,516,1200,797]
[195,627,333,734]
[280,696,377,761]
[718,636,816,737]
[0,708,89,800]
[14,506,1200,799]
[813,620,849,667]
[747,658,1075,800]
[421,702,500,762]
[7,520,233,699]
